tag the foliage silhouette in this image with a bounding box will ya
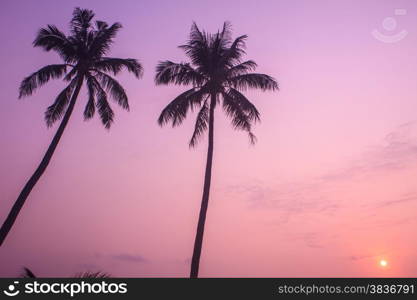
[155,22,278,277]
[0,7,142,246]
[21,267,110,278]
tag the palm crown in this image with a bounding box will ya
[155,22,278,146]
[19,7,143,128]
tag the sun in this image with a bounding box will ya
[379,259,388,267]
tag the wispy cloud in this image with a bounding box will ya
[223,179,339,221]
[222,121,417,219]
[321,121,417,182]
[348,254,376,261]
[284,232,326,249]
[111,254,147,263]
[376,193,417,208]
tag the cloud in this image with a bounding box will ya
[376,193,417,208]
[348,254,376,261]
[223,121,417,218]
[286,232,325,249]
[321,121,417,182]
[111,254,147,263]
[223,179,339,218]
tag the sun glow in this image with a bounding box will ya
[379,260,388,267]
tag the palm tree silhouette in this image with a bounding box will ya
[155,22,278,278]
[0,8,143,246]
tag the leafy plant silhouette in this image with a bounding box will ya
[0,8,143,246]
[156,22,278,277]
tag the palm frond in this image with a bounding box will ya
[229,73,278,91]
[222,34,248,67]
[20,267,110,278]
[227,60,257,77]
[33,25,75,62]
[95,20,107,31]
[63,66,78,81]
[75,271,110,278]
[21,267,36,278]
[44,78,78,127]
[158,88,206,127]
[155,61,205,86]
[94,57,143,78]
[189,99,209,147]
[19,64,68,98]
[90,76,114,129]
[222,90,257,144]
[88,22,122,59]
[218,21,232,46]
[210,21,232,57]
[84,75,96,119]
[227,88,260,123]
[186,22,208,47]
[70,7,94,39]
[179,23,211,73]
[94,71,129,110]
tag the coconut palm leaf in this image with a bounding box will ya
[21,267,110,278]
[189,98,209,147]
[19,64,68,98]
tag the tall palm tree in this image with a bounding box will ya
[155,22,278,278]
[0,8,143,246]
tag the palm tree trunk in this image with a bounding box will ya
[0,76,84,247]
[190,94,216,278]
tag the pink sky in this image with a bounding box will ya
[0,0,416,277]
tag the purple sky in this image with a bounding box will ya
[0,0,417,277]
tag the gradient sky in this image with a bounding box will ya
[1,0,417,277]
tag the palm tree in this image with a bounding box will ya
[0,8,143,246]
[155,22,278,278]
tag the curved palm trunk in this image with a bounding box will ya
[0,76,84,247]
[190,94,216,278]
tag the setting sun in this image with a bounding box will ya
[379,260,388,267]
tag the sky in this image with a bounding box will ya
[0,0,416,277]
